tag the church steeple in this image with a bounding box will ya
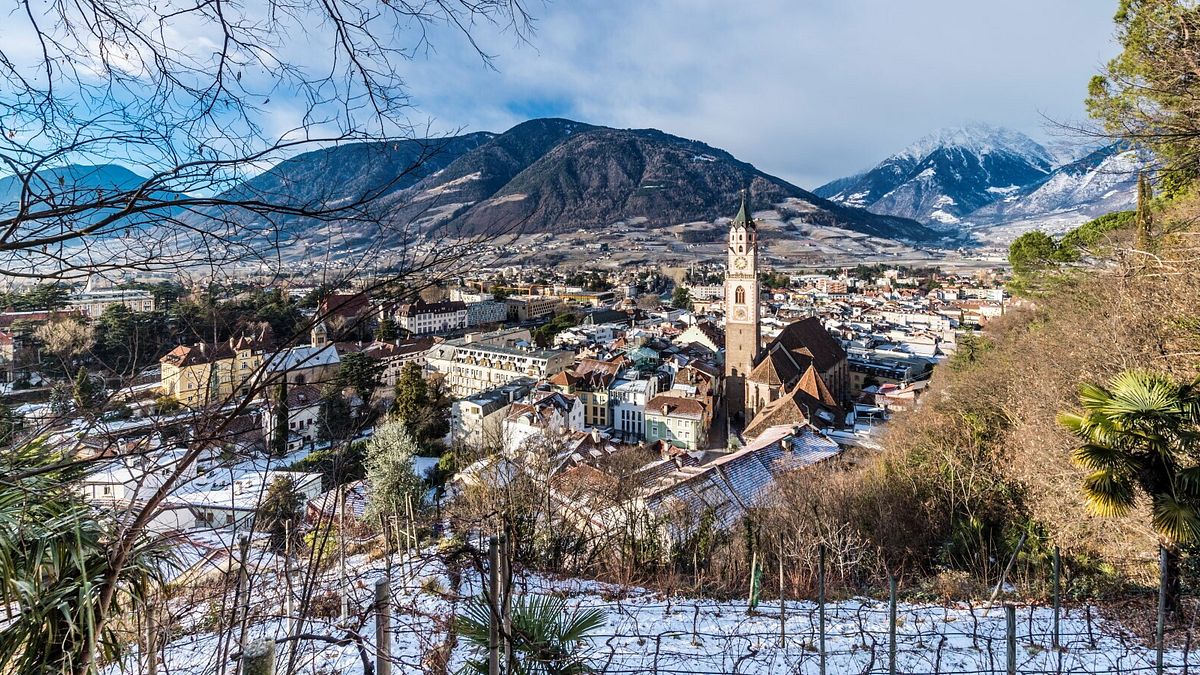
[731,188,754,228]
[724,189,761,430]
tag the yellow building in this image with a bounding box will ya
[160,333,269,407]
[549,358,622,428]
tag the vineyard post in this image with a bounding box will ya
[1157,545,1168,675]
[888,573,897,675]
[375,577,392,675]
[1005,604,1016,675]
[1052,546,1061,651]
[818,544,827,675]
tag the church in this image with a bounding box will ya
[723,193,850,439]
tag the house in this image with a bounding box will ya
[610,376,657,442]
[673,320,724,354]
[427,335,573,398]
[159,328,270,406]
[644,394,710,451]
[466,300,508,327]
[451,378,537,450]
[548,358,622,429]
[505,296,561,322]
[264,344,341,387]
[168,470,323,531]
[263,384,323,453]
[502,390,585,453]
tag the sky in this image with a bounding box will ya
[399,0,1121,188]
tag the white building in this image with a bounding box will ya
[167,470,323,531]
[263,384,323,453]
[610,377,657,442]
[395,299,468,335]
[451,377,536,450]
[502,390,585,453]
[427,334,573,398]
[70,289,155,317]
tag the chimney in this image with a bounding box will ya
[590,428,601,444]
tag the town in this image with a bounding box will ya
[0,195,1007,576]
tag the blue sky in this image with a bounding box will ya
[398,0,1120,188]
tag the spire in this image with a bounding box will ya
[731,188,753,227]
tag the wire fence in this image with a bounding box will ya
[110,537,1200,675]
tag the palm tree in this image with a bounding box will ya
[455,593,606,675]
[0,442,173,672]
[1058,369,1200,611]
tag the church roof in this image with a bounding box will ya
[744,366,843,440]
[769,317,847,373]
[747,343,809,387]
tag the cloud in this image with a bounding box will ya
[399,0,1119,187]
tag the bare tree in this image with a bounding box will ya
[0,1,536,671]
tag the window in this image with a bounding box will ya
[735,286,745,304]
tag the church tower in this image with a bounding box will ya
[724,191,761,426]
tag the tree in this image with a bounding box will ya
[392,362,431,427]
[455,593,606,675]
[317,385,355,444]
[72,367,99,413]
[636,293,661,311]
[1007,231,1061,278]
[670,286,692,311]
[33,318,94,374]
[1135,171,1155,254]
[364,417,424,520]
[257,476,305,554]
[271,381,290,456]
[376,317,398,341]
[1087,0,1200,192]
[0,443,170,672]
[1058,369,1200,612]
[0,405,21,446]
[338,352,386,403]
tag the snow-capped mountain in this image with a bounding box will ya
[814,123,1054,229]
[962,144,1143,243]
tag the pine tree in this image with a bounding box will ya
[72,366,98,413]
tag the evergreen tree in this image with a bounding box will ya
[376,316,398,341]
[670,286,692,311]
[392,362,430,425]
[317,385,354,443]
[1135,171,1154,255]
[256,476,305,553]
[364,417,424,520]
[338,351,385,402]
[271,380,289,456]
[72,367,98,413]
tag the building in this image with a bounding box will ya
[502,390,585,453]
[644,394,710,451]
[610,376,657,442]
[70,288,155,317]
[451,377,536,450]
[506,296,561,322]
[426,335,573,398]
[723,195,849,433]
[466,300,509,327]
[159,330,270,406]
[548,358,622,429]
[394,299,468,335]
[724,192,761,426]
[263,384,323,453]
[263,344,341,387]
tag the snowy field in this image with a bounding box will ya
[106,547,1198,675]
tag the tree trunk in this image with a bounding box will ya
[1165,545,1184,618]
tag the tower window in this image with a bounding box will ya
[735,287,745,304]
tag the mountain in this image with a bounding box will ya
[219,118,936,254]
[962,144,1142,241]
[0,164,185,235]
[815,123,1055,228]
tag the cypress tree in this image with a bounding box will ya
[271,379,289,456]
[1135,171,1154,255]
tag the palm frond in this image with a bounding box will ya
[1072,443,1137,472]
[1081,469,1137,517]
[1152,494,1200,544]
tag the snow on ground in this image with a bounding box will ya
[106,546,1200,675]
